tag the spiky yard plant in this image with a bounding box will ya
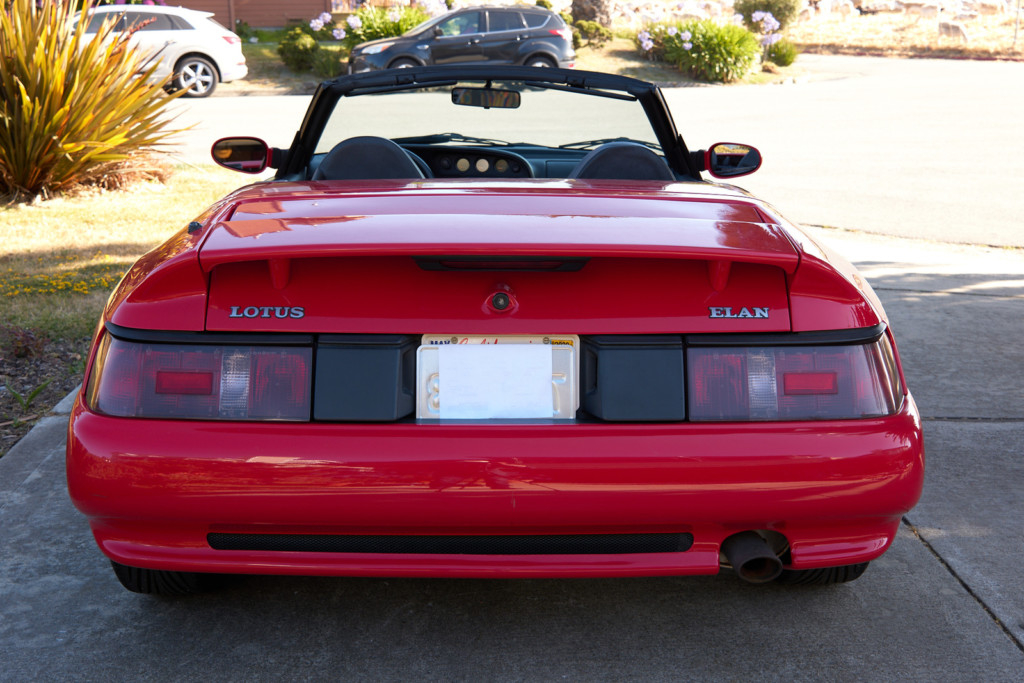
[0,0,183,199]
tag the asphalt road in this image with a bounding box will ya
[168,54,1024,247]
[3,55,1024,680]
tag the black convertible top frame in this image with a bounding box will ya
[280,66,697,180]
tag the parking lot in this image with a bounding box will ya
[2,55,1023,680]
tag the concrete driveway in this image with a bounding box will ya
[3,55,1024,680]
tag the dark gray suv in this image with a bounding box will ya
[349,6,575,73]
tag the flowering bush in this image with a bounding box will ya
[733,0,802,31]
[752,11,782,49]
[637,20,759,83]
[339,5,432,51]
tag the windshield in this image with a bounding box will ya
[314,80,661,154]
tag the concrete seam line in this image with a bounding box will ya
[871,287,1024,301]
[922,417,1024,423]
[901,517,1024,655]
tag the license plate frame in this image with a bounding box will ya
[416,335,579,419]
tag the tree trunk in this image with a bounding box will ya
[571,0,614,27]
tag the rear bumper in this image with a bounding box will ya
[67,396,924,577]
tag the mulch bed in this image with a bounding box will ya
[1,336,90,458]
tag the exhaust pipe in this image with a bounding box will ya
[721,531,783,584]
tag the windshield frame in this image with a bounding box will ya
[282,66,695,180]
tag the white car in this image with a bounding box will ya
[81,5,247,97]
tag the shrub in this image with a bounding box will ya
[0,0,183,199]
[277,27,320,71]
[341,5,432,51]
[535,0,554,9]
[575,20,613,48]
[662,20,760,83]
[766,38,800,66]
[733,0,802,31]
[312,47,347,79]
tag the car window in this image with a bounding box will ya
[487,11,525,33]
[170,15,195,30]
[123,12,176,31]
[85,13,114,33]
[437,11,481,36]
[521,12,551,29]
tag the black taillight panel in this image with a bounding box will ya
[313,334,418,421]
[581,335,686,421]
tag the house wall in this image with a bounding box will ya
[181,0,334,28]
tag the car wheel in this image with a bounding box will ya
[174,56,218,98]
[111,561,206,595]
[776,562,870,585]
[526,56,555,68]
[389,58,418,69]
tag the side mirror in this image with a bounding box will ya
[211,137,270,174]
[704,143,762,179]
[433,26,443,37]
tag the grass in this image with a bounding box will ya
[0,166,250,340]
[789,12,1023,59]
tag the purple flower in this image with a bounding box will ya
[762,32,782,46]
[143,0,154,5]
[667,26,677,36]
[683,41,692,50]
[680,30,692,41]
[319,12,332,23]
[387,8,401,22]
[309,18,324,31]
[347,15,362,29]
[641,38,654,51]
[333,27,346,40]
[637,30,651,42]
[751,10,767,22]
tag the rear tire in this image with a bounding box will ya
[776,562,870,585]
[525,56,556,68]
[111,561,206,595]
[174,56,218,98]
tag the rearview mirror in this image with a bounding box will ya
[211,137,270,174]
[705,143,762,179]
[451,87,521,109]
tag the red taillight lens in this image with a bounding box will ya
[223,35,241,45]
[688,338,902,421]
[87,335,311,421]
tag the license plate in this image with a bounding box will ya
[416,335,579,419]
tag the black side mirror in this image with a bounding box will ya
[704,143,762,179]
[433,26,443,37]
[211,137,270,174]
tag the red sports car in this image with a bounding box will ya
[67,66,924,594]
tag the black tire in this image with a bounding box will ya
[174,56,218,98]
[111,561,205,595]
[776,562,870,586]
[525,56,556,68]
[388,58,418,69]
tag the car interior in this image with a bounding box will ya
[308,136,678,182]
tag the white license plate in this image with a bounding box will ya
[416,335,579,419]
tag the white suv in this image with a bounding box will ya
[82,5,247,97]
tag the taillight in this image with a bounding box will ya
[550,27,572,42]
[87,335,311,421]
[222,35,241,45]
[688,338,902,421]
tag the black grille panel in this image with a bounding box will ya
[208,533,693,555]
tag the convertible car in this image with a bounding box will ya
[67,67,924,595]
